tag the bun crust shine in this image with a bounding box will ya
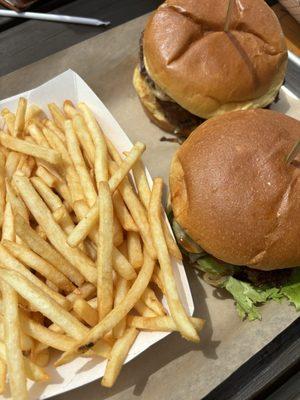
[170,109,300,270]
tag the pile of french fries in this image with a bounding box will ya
[0,97,204,399]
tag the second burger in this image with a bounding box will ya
[133,0,287,138]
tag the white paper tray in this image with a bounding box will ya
[0,70,195,400]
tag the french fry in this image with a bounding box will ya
[161,221,182,261]
[97,181,114,320]
[3,240,75,293]
[101,327,138,388]
[14,213,84,287]
[73,298,98,327]
[67,142,146,247]
[43,125,85,203]
[34,349,50,368]
[127,316,205,332]
[127,231,143,269]
[78,102,108,184]
[5,151,21,180]
[20,156,35,177]
[35,224,47,240]
[6,178,29,221]
[153,265,165,293]
[44,119,65,142]
[149,178,199,342]
[66,282,96,304]
[113,276,130,339]
[151,272,165,294]
[0,341,48,382]
[0,359,6,394]
[31,176,63,211]
[105,136,123,165]
[0,132,61,165]
[69,199,99,243]
[0,269,86,340]
[141,287,166,316]
[20,311,77,351]
[131,160,151,209]
[63,100,78,118]
[66,203,98,246]
[31,177,75,237]
[113,215,123,247]
[46,279,59,293]
[14,175,97,284]
[72,114,95,166]
[56,252,155,365]
[0,244,70,308]
[113,191,138,232]
[0,153,5,228]
[0,280,28,399]
[1,109,15,135]
[118,240,128,258]
[84,239,97,261]
[112,247,136,280]
[27,122,49,147]
[25,105,45,124]
[132,160,182,260]
[134,300,157,317]
[16,154,27,172]
[48,103,66,131]
[87,297,97,308]
[64,120,97,207]
[14,97,27,137]
[55,180,73,207]
[52,207,73,234]
[117,178,156,259]
[108,143,145,190]
[2,201,15,241]
[35,165,57,187]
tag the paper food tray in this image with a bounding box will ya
[0,69,195,400]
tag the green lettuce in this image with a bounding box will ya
[195,256,300,321]
[196,256,234,275]
[168,214,300,321]
[280,268,300,311]
[222,277,283,321]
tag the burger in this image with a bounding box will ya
[169,109,300,320]
[133,0,287,138]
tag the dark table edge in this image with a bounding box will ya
[203,317,300,400]
[0,1,299,399]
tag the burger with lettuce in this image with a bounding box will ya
[169,109,300,320]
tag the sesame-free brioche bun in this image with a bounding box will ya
[143,0,287,119]
[169,109,300,270]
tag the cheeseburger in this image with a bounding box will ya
[169,109,300,320]
[134,0,287,138]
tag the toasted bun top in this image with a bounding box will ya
[143,0,287,119]
[170,109,300,270]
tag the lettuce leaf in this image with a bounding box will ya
[222,277,284,321]
[194,255,300,321]
[196,256,234,275]
[280,268,300,311]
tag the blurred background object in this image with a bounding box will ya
[0,0,40,11]
[279,0,300,23]
[274,2,300,56]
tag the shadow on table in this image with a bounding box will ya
[55,265,220,399]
